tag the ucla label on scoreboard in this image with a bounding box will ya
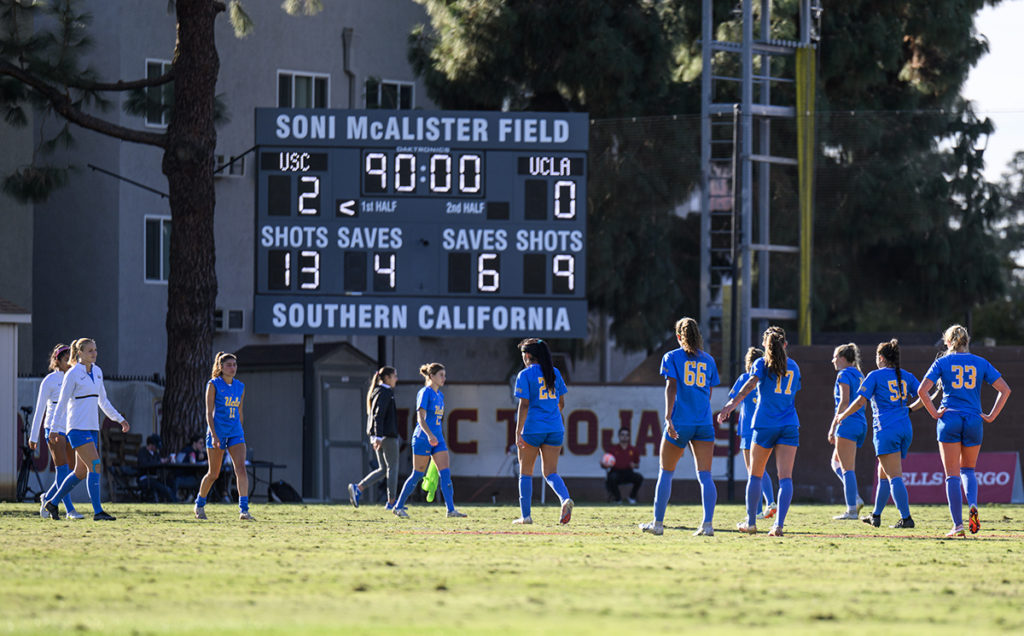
[253,108,589,337]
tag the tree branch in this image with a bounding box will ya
[66,70,175,92]
[0,60,166,148]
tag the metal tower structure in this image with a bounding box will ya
[699,0,821,380]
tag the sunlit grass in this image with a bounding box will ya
[2,502,1023,634]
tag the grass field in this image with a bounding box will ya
[2,501,1023,635]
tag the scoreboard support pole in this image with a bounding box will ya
[302,334,315,496]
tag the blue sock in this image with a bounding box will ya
[544,473,570,503]
[195,495,207,507]
[49,471,82,507]
[872,479,890,516]
[438,468,455,512]
[86,472,102,514]
[842,470,859,509]
[396,470,424,508]
[890,476,911,519]
[960,468,978,508]
[54,464,76,513]
[777,478,793,527]
[697,470,716,525]
[652,469,674,523]
[745,474,762,525]
[239,496,249,513]
[761,473,776,505]
[518,475,532,519]
[946,476,963,526]
[44,465,63,503]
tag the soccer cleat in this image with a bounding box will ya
[559,498,574,524]
[393,507,409,518]
[44,501,60,520]
[755,511,766,520]
[639,521,663,536]
[347,483,360,509]
[768,525,784,537]
[736,520,757,534]
[93,511,116,521]
[66,510,84,520]
[446,509,467,518]
[862,514,881,528]
[946,525,966,538]
[693,523,714,537]
[194,505,207,520]
[763,503,778,520]
[239,511,255,521]
[40,500,49,519]
[968,506,980,534]
[512,516,533,525]
[856,496,865,516]
[627,497,637,505]
[833,511,859,520]
[891,516,915,529]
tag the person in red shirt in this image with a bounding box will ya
[605,428,643,504]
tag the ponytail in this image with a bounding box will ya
[877,339,904,405]
[211,351,237,379]
[366,366,396,412]
[519,338,557,394]
[674,317,703,355]
[834,343,861,372]
[743,347,763,373]
[762,326,788,379]
[69,338,94,364]
[943,324,970,352]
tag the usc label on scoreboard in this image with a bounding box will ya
[253,108,588,337]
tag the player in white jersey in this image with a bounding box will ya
[44,338,130,521]
[30,344,83,519]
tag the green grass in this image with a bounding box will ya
[2,501,1023,635]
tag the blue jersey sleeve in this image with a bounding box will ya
[514,370,529,400]
[925,360,942,384]
[555,369,568,398]
[902,372,920,399]
[857,371,877,400]
[416,387,432,411]
[660,352,678,380]
[751,357,766,381]
[707,356,721,387]
[982,358,1001,385]
[729,374,748,400]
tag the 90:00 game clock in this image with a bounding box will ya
[253,108,588,337]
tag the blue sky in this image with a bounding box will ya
[962,0,1024,182]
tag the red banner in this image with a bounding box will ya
[878,452,1022,504]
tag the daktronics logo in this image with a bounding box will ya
[904,471,1012,487]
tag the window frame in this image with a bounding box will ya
[277,69,330,108]
[364,77,415,110]
[144,215,172,284]
[144,58,173,128]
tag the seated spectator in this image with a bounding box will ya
[138,434,178,503]
[605,428,644,504]
[173,435,208,500]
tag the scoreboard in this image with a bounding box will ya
[253,108,588,337]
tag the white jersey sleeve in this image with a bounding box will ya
[51,369,76,435]
[95,367,125,423]
[29,373,61,444]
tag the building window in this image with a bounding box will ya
[145,217,171,283]
[214,309,245,331]
[278,71,329,108]
[214,154,245,178]
[365,78,414,110]
[145,59,173,127]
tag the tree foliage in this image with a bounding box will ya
[0,0,320,451]
[409,0,1017,348]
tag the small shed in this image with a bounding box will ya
[0,297,31,500]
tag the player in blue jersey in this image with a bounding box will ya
[640,318,720,537]
[827,343,867,520]
[917,325,1011,537]
[833,339,923,529]
[393,362,467,518]
[729,347,776,520]
[512,338,573,525]
[718,326,801,537]
[194,352,252,521]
